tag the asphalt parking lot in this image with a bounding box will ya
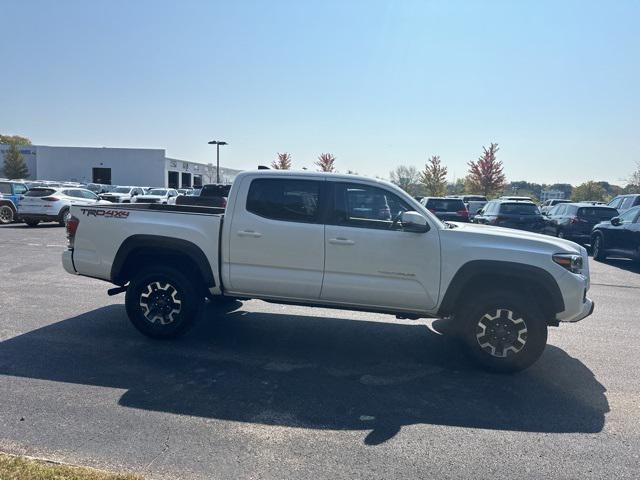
[1,223,639,479]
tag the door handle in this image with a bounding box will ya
[329,237,355,245]
[237,230,262,238]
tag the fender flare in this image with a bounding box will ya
[0,199,17,213]
[438,260,565,316]
[110,234,215,288]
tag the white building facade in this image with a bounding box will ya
[0,144,240,188]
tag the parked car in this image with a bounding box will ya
[0,180,29,224]
[540,198,571,215]
[607,194,640,214]
[19,187,110,226]
[86,183,114,194]
[542,203,618,244]
[420,197,469,222]
[136,188,179,204]
[473,200,545,232]
[63,170,593,373]
[590,206,640,262]
[175,184,231,208]
[466,200,488,220]
[99,186,145,203]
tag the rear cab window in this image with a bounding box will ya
[246,178,321,223]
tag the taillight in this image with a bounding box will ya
[457,209,469,218]
[495,215,507,224]
[42,196,60,201]
[222,197,227,208]
[66,215,79,249]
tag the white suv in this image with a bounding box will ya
[19,187,110,226]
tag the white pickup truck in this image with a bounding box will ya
[62,170,594,372]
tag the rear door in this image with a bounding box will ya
[321,181,440,311]
[226,177,326,299]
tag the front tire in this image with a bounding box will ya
[456,291,548,373]
[0,205,15,224]
[592,234,606,261]
[125,266,203,339]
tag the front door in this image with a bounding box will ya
[226,177,326,300]
[321,182,440,312]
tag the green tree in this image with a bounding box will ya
[466,143,506,197]
[315,153,336,172]
[572,181,607,202]
[420,155,448,196]
[389,165,420,194]
[2,143,30,179]
[0,134,31,145]
[271,152,292,170]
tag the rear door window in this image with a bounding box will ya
[246,178,322,223]
[0,183,11,194]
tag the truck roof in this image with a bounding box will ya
[235,169,398,189]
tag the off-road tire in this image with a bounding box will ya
[456,290,548,373]
[125,266,202,339]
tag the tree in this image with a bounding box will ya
[389,165,420,194]
[271,152,292,170]
[466,143,506,197]
[2,143,30,179]
[572,181,607,202]
[0,134,31,145]
[315,153,336,172]
[420,155,448,196]
[626,162,640,194]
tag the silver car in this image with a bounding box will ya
[18,187,110,227]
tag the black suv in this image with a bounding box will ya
[473,200,544,232]
[542,203,618,244]
[420,197,469,222]
[608,194,640,213]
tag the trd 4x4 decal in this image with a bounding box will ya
[80,208,130,218]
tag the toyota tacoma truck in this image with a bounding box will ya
[62,171,594,372]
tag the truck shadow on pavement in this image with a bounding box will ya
[0,303,609,445]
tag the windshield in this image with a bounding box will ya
[112,187,132,193]
[499,203,540,215]
[147,189,167,195]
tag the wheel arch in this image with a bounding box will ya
[438,260,565,322]
[0,199,17,213]
[111,235,216,290]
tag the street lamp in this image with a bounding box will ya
[207,140,228,184]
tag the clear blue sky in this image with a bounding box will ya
[1,0,638,185]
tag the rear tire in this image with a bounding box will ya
[592,234,606,261]
[0,205,14,224]
[125,266,203,339]
[455,291,548,373]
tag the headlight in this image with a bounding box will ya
[553,253,583,274]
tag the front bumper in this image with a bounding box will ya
[560,297,594,323]
[62,250,76,275]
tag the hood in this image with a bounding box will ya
[138,195,164,200]
[102,192,128,197]
[449,222,583,255]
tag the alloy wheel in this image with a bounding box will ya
[0,206,13,224]
[139,281,182,325]
[475,308,528,358]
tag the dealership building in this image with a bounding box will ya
[0,144,240,188]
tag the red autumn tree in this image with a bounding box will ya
[315,153,336,172]
[271,152,292,170]
[466,143,506,197]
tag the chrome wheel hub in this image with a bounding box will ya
[139,281,182,325]
[476,308,528,358]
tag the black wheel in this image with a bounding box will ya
[592,234,606,261]
[125,266,203,339]
[24,219,40,227]
[0,205,14,224]
[58,207,71,226]
[456,291,548,373]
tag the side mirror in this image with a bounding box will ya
[611,217,622,226]
[476,208,484,215]
[401,211,429,233]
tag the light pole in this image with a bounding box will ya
[207,140,228,184]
